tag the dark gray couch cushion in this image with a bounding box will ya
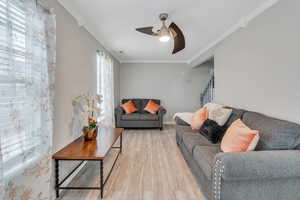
[140,114,159,121]
[243,111,300,150]
[182,131,219,154]
[193,145,220,180]
[121,113,159,121]
[176,125,193,143]
[121,113,141,121]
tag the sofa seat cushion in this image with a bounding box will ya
[182,130,219,154]
[140,114,159,121]
[243,111,300,150]
[176,125,194,143]
[193,145,220,180]
[121,113,141,121]
[121,113,159,121]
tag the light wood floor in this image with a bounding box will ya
[60,126,206,200]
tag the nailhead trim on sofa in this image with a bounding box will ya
[213,159,225,200]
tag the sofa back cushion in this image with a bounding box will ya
[243,111,300,150]
[121,99,160,113]
[223,107,247,129]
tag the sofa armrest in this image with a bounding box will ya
[157,106,166,128]
[174,116,190,126]
[115,106,123,115]
[214,150,300,181]
[158,106,167,115]
[114,106,123,121]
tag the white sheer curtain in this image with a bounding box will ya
[97,51,115,127]
[0,0,56,199]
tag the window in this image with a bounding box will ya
[0,0,43,176]
[96,53,103,97]
[96,51,115,127]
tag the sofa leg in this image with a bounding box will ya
[160,127,163,131]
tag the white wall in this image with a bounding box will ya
[214,0,300,123]
[120,62,213,122]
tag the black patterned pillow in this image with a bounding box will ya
[199,119,225,144]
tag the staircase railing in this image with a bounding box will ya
[200,73,214,107]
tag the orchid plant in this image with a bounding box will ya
[72,93,102,132]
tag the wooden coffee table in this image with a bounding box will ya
[52,128,124,199]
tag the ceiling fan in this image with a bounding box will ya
[136,13,185,54]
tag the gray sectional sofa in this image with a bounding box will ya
[115,98,166,129]
[175,107,300,200]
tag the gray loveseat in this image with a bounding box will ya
[175,106,300,200]
[115,98,166,129]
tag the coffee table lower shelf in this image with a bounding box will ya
[54,135,122,199]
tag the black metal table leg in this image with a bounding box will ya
[55,159,59,198]
[53,131,123,199]
[120,132,123,154]
[100,160,104,199]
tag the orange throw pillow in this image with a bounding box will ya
[121,100,138,114]
[144,100,160,114]
[191,107,208,130]
[221,119,259,152]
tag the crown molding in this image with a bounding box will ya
[120,60,188,64]
[57,0,122,63]
[188,0,280,66]
[57,0,280,66]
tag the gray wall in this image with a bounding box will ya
[48,0,120,153]
[120,62,213,122]
[214,0,300,124]
[47,0,120,188]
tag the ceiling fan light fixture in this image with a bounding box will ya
[159,35,170,42]
[135,13,185,53]
[159,24,170,42]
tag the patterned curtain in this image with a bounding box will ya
[0,0,56,199]
[97,51,115,127]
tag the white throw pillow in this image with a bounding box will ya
[204,103,224,112]
[173,112,194,125]
[209,107,232,126]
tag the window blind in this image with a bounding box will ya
[0,0,42,176]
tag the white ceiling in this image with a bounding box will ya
[57,0,279,65]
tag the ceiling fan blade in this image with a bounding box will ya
[169,22,185,54]
[136,27,158,36]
